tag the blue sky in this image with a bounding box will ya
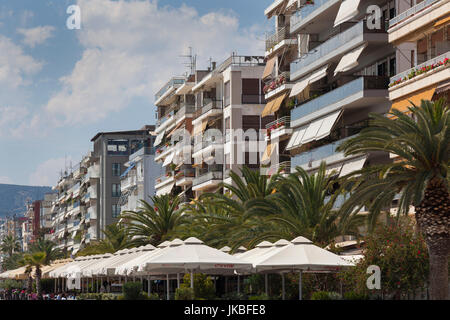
[0,0,274,186]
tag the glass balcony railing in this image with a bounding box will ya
[155,77,185,101]
[290,20,386,78]
[389,0,440,27]
[291,76,388,121]
[290,0,333,32]
[291,136,355,168]
[193,170,223,187]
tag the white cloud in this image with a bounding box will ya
[44,0,265,126]
[29,156,74,186]
[17,25,56,47]
[0,35,43,87]
[0,176,13,184]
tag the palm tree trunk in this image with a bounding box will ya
[27,275,33,294]
[415,181,450,300]
[35,266,42,300]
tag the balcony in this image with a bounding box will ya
[388,0,450,43]
[262,161,291,176]
[155,77,185,106]
[155,173,175,189]
[264,71,295,100]
[290,0,340,34]
[290,20,387,81]
[176,103,196,123]
[130,146,156,162]
[291,76,389,126]
[86,207,97,221]
[87,186,97,199]
[266,116,292,141]
[389,52,450,100]
[121,174,137,192]
[87,164,100,179]
[156,110,176,133]
[195,99,223,118]
[175,166,196,187]
[265,26,297,56]
[192,169,223,191]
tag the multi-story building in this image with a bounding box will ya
[119,127,161,213]
[388,0,449,114]
[153,54,269,200]
[91,126,155,237]
[40,193,57,241]
[262,0,396,183]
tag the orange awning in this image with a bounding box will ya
[390,86,437,114]
[167,121,184,138]
[270,92,288,114]
[261,143,275,163]
[434,15,450,29]
[263,56,276,80]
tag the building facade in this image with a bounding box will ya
[153,54,269,200]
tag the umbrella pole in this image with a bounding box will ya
[298,271,302,301]
[281,273,285,301]
[177,273,180,289]
[166,274,170,301]
[265,274,268,297]
[237,275,240,295]
[190,271,194,289]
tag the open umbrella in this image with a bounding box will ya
[255,236,355,300]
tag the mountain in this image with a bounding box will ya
[0,184,53,218]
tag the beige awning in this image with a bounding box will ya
[334,0,361,27]
[339,157,367,177]
[262,143,275,163]
[434,15,450,29]
[162,151,175,167]
[270,93,288,114]
[156,182,175,196]
[193,120,208,135]
[334,44,367,75]
[263,56,277,80]
[167,121,183,138]
[315,110,342,140]
[154,130,166,147]
[290,65,329,98]
[261,99,276,118]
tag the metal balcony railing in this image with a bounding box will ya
[266,116,291,130]
[193,171,223,186]
[265,26,290,51]
[389,0,440,27]
[291,0,333,33]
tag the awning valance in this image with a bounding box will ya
[315,111,342,140]
[391,86,437,113]
[263,56,277,80]
[334,44,367,75]
[261,99,276,118]
[339,157,367,177]
[434,15,450,29]
[154,130,166,147]
[290,65,329,98]
[334,0,361,27]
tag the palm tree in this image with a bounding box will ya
[336,98,449,300]
[23,240,63,299]
[77,224,132,256]
[0,235,21,257]
[247,162,363,247]
[18,256,33,294]
[119,194,185,246]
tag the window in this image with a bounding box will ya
[224,81,230,107]
[242,79,260,104]
[389,57,396,77]
[112,204,121,218]
[112,184,121,197]
[107,139,129,155]
[112,163,121,176]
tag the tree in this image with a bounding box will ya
[0,235,21,257]
[337,98,449,299]
[77,224,132,256]
[246,162,363,246]
[339,220,429,299]
[120,194,185,246]
[23,240,63,299]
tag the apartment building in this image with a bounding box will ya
[91,127,155,237]
[262,0,395,184]
[119,127,161,213]
[153,54,268,200]
[388,0,449,113]
[40,193,57,241]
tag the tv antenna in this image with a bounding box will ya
[180,47,197,77]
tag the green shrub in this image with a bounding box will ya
[311,291,332,300]
[344,291,368,300]
[147,293,160,300]
[122,282,143,300]
[249,293,269,300]
[180,274,216,300]
[327,292,342,300]
[101,293,119,300]
[0,279,23,290]
[175,287,195,300]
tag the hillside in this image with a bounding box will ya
[0,184,53,218]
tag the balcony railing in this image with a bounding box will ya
[175,167,196,180]
[155,77,185,101]
[290,20,386,78]
[215,55,265,73]
[176,104,196,120]
[195,99,223,118]
[264,71,290,94]
[193,134,223,153]
[121,174,137,191]
[193,171,223,186]
[389,0,440,27]
[265,26,290,51]
[291,76,388,121]
[291,0,333,33]
[155,173,174,186]
[266,116,291,132]
[389,51,450,87]
[291,135,355,168]
[157,110,176,127]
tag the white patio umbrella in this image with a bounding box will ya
[219,246,231,253]
[139,237,253,300]
[0,270,11,279]
[255,236,355,300]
